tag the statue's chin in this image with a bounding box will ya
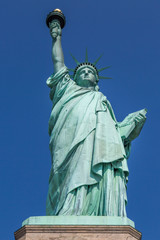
[77,79,95,88]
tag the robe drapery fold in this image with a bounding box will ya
[46,66,130,216]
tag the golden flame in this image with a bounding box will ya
[54,9,62,13]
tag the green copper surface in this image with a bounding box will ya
[22,216,135,228]
[46,16,147,217]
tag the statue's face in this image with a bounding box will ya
[76,67,97,88]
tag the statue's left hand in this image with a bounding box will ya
[135,113,146,125]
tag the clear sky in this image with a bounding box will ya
[0,0,159,239]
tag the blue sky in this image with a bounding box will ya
[0,0,160,239]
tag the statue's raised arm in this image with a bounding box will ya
[46,9,65,73]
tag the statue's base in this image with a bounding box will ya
[14,216,142,240]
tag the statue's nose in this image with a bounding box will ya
[84,70,89,75]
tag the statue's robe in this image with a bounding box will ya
[46,66,131,216]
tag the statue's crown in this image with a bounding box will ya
[69,49,111,81]
[74,62,99,79]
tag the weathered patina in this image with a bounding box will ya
[46,9,146,216]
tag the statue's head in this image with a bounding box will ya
[69,50,111,91]
[74,63,99,90]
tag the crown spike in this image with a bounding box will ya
[70,53,80,65]
[70,50,112,80]
[98,66,111,72]
[93,54,103,65]
[85,48,88,62]
[68,68,75,72]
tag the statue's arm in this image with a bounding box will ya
[49,21,65,74]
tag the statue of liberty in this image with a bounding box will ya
[46,9,146,217]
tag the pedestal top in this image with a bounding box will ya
[22,216,135,228]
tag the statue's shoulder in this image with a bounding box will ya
[46,66,72,89]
